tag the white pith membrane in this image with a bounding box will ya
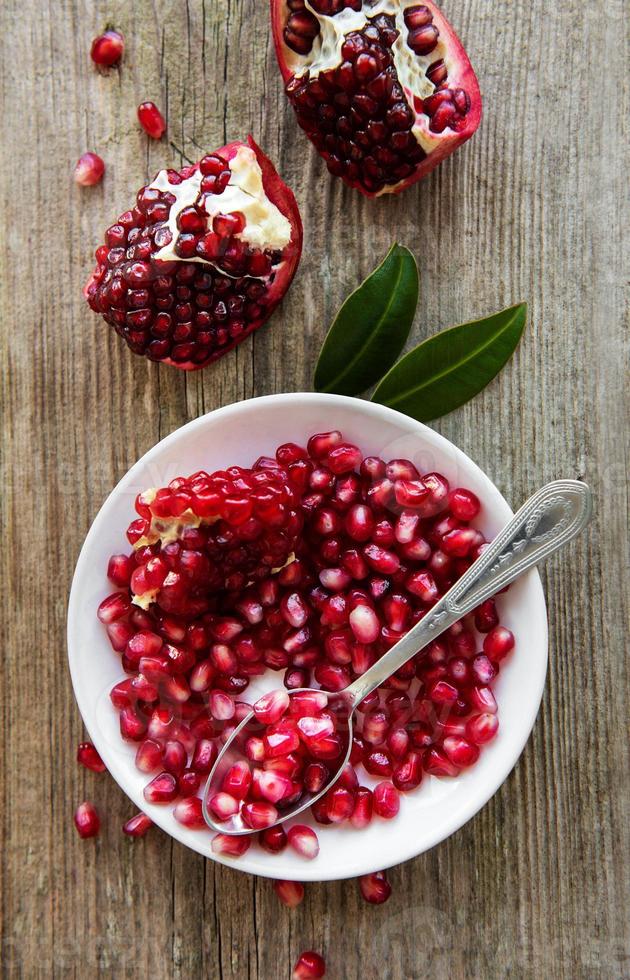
[130,492,295,609]
[294,0,456,155]
[148,145,292,278]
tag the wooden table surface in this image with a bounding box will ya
[1,1,628,977]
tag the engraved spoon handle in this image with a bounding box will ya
[346,480,592,705]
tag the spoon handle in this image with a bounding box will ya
[346,480,592,706]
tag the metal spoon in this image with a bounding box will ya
[202,480,592,834]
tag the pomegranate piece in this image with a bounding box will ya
[137,101,167,139]
[84,137,302,370]
[274,878,305,907]
[271,0,482,196]
[211,833,251,857]
[74,152,105,186]
[77,741,106,773]
[293,951,326,979]
[74,801,100,839]
[90,29,124,67]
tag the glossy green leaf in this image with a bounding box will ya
[371,303,527,422]
[314,244,419,396]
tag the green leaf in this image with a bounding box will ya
[314,244,419,396]
[371,303,527,422]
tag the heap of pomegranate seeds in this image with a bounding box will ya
[97,431,513,859]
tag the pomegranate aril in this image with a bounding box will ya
[359,870,391,905]
[222,760,252,799]
[348,604,380,643]
[97,592,131,623]
[74,152,105,186]
[466,712,499,745]
[469,685,498,714]
[442,735,480,768]
[483,625,515,661]
[274,878,305,907]
[211,833,250,857]
[259,824,288,853]
[120,706,147,742]
[135,738,164,773]
[178,769,202,797]
[122,812,153,837]
[423,747,459,777]
[143,771,178,803]
[393,750,423,792]
[74,801,100,839]
[254,688,290,725]
[257,770,294,803]
[304,762,329,793]
[90,29,124,67]
[307,430,343,459]
[362,708,389,745]
[287,824,320,859]
[137,101,166,139]
[162,739,187,775]
[373,780,400,819]
[77,741,106,773]
[241,802,278,830]
[191,738,218,774]
[448,487,481,521]
[173,796,206,829]
[363,748,393,777]
[292,951,326,980]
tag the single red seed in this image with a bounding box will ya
[173,796,207,829]
[292,951,326,979]
[359,870,391,904]
[74,801,100,839]
[77,742,106,773]
[287,824,320,859]
[137,101,167,139]
[122,812,153,837]
[211,833,251,857]
[483,625,515,661]
[259,824,288,853]
[373,781,400,819]
[90,29,124,66]
[274,879,305,907]
[74,152,105,186]
[465,712,499,744]
[448,487,481,521]
[143,771,178,803]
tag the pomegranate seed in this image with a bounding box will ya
[469,685,498,714]
[265,724,300,757]
[90,29,124,66]
[448,487,481,521]
[349,604,380,643]
[423,747,459,777]
[97,592,130,623]
[363,748,393,777]
[287,824,319,859]
[74,801,100,839]
[259,824,288,853]
[178,769,201,796]
[442,736,480,768]
[407,570,439,603]
[191,739,218,774]
[465,712,499,744]
[74,152,105,186]
[222,760,252,799]
[143,771,178,803]
[350,786,373,829]
[373,781,400,819]
[163,739,187,775]
[289,690,329,717]
[137,101,166,138]
[122,812,153,837]
[307,431,342,458]
[393,750,423,792]
[429,679,459,703]
[324,785,355,823]
[387,727,410,759]
[77,742,106,773]
[362,708,390,745]
[254,689,290,725]
[209,690,235,721]
[274,878,305,907]
[120,706,147,742]
[471,654,497,685]
[211,833,251,857]
[292,951,326,979]
[257,770,294,803]
[242,801,278,829]
[304,762,329,793]
[359,870,391,904]
[483,625,515,661]
[474,599,499,633]
[135,738,164,773]
[107,553,133,586]
[173,796,207,829]
[209,792,240,820]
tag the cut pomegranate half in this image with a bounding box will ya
[270,1,482,196]
[84,137,302,369]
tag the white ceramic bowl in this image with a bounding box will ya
[67,393,548,881]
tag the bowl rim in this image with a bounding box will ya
[67,392,548,880]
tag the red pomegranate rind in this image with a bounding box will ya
[84,136,302,369]
[270,1,482,197]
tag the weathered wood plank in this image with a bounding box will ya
[0,0,627,977]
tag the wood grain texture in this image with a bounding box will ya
[1,1,628,977]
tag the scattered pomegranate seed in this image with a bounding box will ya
[122,812,153,837]
[77,741,106,773]
[74,801,100,839]
[287,824,320,860]
[292,951,326,979]
[74,152,105,186]
[274,879,305,907]
[90,29,124,67]
[137,101,167,139]
[359,870,391,904]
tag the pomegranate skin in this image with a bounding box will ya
[84,136,302,370]
[270,0,482,197]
